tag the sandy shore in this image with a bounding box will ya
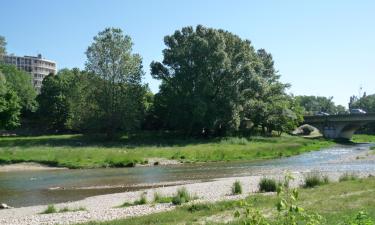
[0,163,67,172]
[1,170,374,225]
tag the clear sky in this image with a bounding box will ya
[1,0,374,106]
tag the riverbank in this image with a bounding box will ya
[0,162,67,172]
[0,171,374,225]
[0,134,334,169]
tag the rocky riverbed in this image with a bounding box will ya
[1,170,374,225]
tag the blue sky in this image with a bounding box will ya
[1,0,374,106]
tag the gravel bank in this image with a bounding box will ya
[1,170,374,225]
[0,163,66,172]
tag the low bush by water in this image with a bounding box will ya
[41,205,85,214]
[232,180,242,195]
[339,173,359,182]
[172,187,193,205]
[259,177,278,192]
[303,173,329,188]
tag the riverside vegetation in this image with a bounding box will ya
[78,176,375,225]
[0,134,333,168]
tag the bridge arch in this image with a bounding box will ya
[303,113,375,140]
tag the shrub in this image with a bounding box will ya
[303,173,329,188]
[187,203,211,213]
[259,178,277,192]
[41,205,57,214]
[172,187,192,205]
[153,192,173,203]
[121,193,147,207]
[232,180,243,195]
[339,173,358,182]
[341,211,374,225]
[134,193,147,205]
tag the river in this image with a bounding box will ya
[0,143,374,207]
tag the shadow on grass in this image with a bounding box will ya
[0,131,221,149]
[0,131,318,149]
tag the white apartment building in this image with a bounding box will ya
[4,54,57,92]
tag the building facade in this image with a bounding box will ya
[4,54,57,92]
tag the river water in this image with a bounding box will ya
[0,144,374,207]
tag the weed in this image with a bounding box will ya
[232,180,243,195]
[303,173,329,188]
[153,192,173,203]
[339,173,359,182]
[41,205,57,214]
[172,187,192,205]
[259,178,277,192]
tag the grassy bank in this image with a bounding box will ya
[0,133,333,168]
[79,177,375,225]
[352,134,375,143]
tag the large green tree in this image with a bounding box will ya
[85,28,146,137]
[0,64,37,114]
[151,25,297,136]
[0,72,21,129]
[37,69,80,131]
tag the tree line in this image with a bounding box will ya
[1,26,373,137]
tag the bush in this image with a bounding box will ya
[121,193,147,207]
[303,173,329,188]
[232,180,243,195]
[341,211,374,225]
[187,203,211,213]
[339,173,358,182]
[259,178,277,192]
[134,193,147,205]
[153,192,173,203]
[41,205,57,214]
[172,187,192,205]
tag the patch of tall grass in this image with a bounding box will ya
[303,173,329,188]
[259,177,278,192]
[339,173,359,182]
[232,180,243,195]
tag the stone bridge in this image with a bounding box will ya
[303,113,375,139]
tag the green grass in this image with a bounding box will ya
[172,187,194,205]
[303,173,329,188]
[0,133,333,169]
[339,173,359,182]
[120,193,147,207]
[77,177,375,225]
[41,205,85,214]
[153,192,173,204]
[258,177,278,192]
[231,180,242,195]
[352,134,375,143]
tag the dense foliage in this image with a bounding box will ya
[349,93,375,132]
[2,27,374,137]
[296,95,346,115]
[150,25,302,136]
[0,72,21,129]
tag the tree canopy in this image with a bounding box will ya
[84,27,147,137]
[151,25,301,136]
[296,95,346,115]
[0,64,37,114]
[0,71,21,129]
